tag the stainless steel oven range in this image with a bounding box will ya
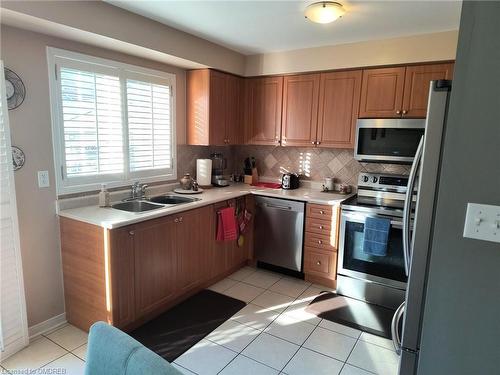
[337,172,412,309]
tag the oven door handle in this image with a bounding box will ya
[403,136,424,276]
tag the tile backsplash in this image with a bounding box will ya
[179,144,410,187]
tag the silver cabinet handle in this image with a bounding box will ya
[391,301,405,354]
[316,261,321,265]
[319,225,324,229]
[318,240,323,244]
[402,110,408,115]
[396,110,401,115]
[403,136,424,276]
[179,216,183,222]
[174,218,179,223]
[129,230,135,236]
[319,210,325,214]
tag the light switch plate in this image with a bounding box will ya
[463,203,500,243]
[37,170,50,188]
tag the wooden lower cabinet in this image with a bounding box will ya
[60,200,252,332]
[303,203,340,288]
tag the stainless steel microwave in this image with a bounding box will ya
[354,119,425,164]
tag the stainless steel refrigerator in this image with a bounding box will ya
[390,80,453,374]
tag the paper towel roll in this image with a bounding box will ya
[196,159,212,186]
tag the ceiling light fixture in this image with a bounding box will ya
[305,1,346,24]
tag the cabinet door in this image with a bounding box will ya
[359,67,406,118]
[402,63,454,118]
[226,75,244,145]
[317,70,361,148]
[176,206,212,293]
[281,74,320,147]
[134,216,177,318]
[246,76,283,145]
[109,227,135,328]
[209,70,228,145]
[187,69,210,145]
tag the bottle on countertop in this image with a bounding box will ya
[98,184,111,207]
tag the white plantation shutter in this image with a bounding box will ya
[0,61,29,360]
[48,48,176,194]
[60,67,124,178]
[126,79,173,173]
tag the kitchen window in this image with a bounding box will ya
[47,48,176,194]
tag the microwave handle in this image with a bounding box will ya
[403,136,424,276]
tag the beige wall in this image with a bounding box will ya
[245,31,458,76]
[0,25,188,327]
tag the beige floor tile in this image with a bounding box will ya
[172,362,198,374]
[242,333,299,371]
[222,283,265,303]
[46,324,88,351]
[359,332,395,351]
[174,339,237,375]
[241,270,281,289]
[72,343,88,361]
[264,314,315,345]
[340,364,376,375]
[303,326,357,362]
[230,303,281,330]
[282,299,321,326]
[40,353,85,375]
[206,320,260,352]
[283,347,344,375]
[319,320,362,339]
[1,337,67,371]
[269,277,310,298]
[208,278,238,293]
[219,354,279,375]
[251,290,294,310]
[347,341,399,375]
[296,286,325,302]
[227,267,256,281]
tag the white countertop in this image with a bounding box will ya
[57,184,354,229]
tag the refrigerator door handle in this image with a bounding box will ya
[402,136,424,275]
[391,301,406,354]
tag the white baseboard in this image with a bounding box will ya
[28,312,67,340]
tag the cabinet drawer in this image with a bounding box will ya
[304,248,337,278]
[304,232,336,252]
[305,218,332,236]
[306,204,333,220]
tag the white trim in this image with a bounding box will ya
[28,313,67,340]
[46,47,177,195]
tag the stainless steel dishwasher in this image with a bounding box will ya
[254,196,305,272]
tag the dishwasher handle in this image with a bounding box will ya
[264,203,294,211]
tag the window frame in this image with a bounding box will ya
[47,47,177,195]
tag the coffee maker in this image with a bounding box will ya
[210,153,229,187]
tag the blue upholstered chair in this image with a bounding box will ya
[85,321,182,375]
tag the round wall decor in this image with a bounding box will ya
[4,68,26,110]
[12,146,25,171]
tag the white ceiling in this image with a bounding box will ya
[106,0,462,55]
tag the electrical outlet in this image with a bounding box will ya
[37,170,50,188]
[463,203,500,244]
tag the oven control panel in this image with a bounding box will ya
[358,173,409,190]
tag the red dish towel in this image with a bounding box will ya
[217,207,238,241]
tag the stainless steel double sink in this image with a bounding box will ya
[112,194,201,213]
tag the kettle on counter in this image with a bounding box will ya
[281,173,300,190]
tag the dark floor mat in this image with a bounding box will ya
[130,289,246,361]
[305,292,395,339]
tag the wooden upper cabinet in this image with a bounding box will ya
[281,74,320,147]
[317,70,362,148]
[245,76,283,145]
[359,67,406,118]
[187,69,243,146]
[402,63,454,118]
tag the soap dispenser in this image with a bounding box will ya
[98,184,110,207]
